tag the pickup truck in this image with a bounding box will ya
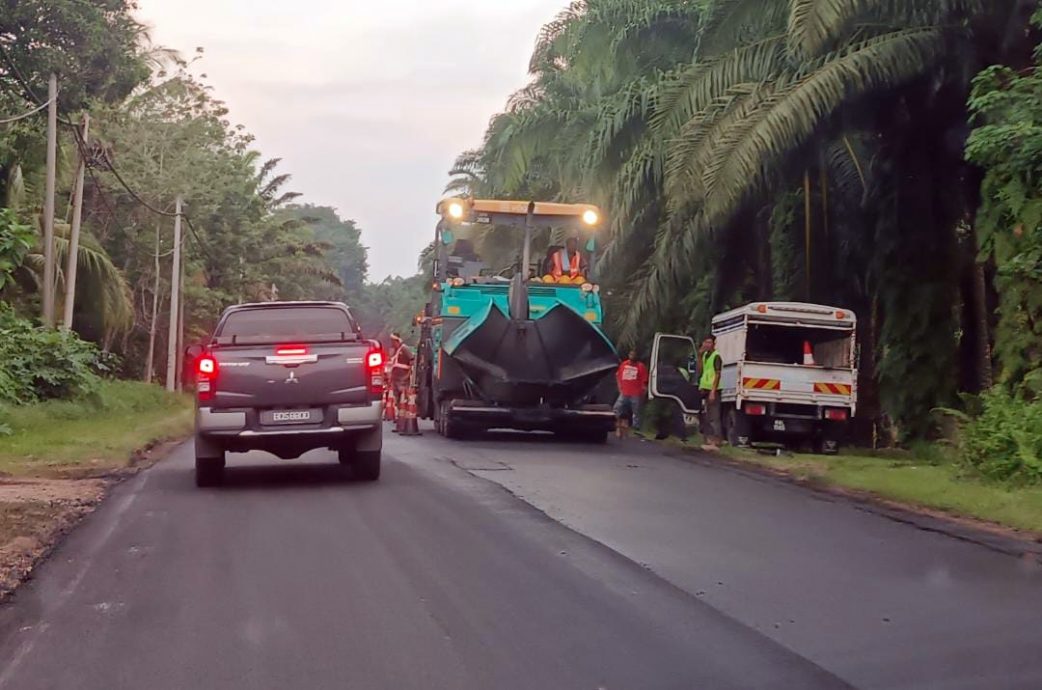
[650,302,857,453]
[193,301,384,486]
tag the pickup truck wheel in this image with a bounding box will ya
[353,450,381,481]
[195,454,225,487]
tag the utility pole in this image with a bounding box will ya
[42,73,58,326]
[176,252,186,391]
[165,196,183,392]
[63,112,90,329]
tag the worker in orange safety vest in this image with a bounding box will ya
[388,332,414,405]
[550,237,588,281]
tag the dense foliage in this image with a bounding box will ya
[958,390,1042,484]
[0,305,109,404]
[447,0,1036,441]
[966,5,1042,398]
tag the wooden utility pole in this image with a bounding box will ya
[165,196,183,392]
[63,112,90,329]
[176,251,186,391]
[42,73,58,326]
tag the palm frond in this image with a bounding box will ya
[788,0,985,57]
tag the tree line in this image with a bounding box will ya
[444,0,1041,444]
[0,0,421,404]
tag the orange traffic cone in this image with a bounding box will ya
[397,385,421,436]
[383,385,397,423]
[803,341,816,366]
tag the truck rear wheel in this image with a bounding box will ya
[353,450,381,481]
[725,408,751,448]
[195,453,225,487]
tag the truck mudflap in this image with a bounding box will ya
[447,400,615,433]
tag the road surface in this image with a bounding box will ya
[0,425,1039,689]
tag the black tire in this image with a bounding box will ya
[581,430,609,444]
[725,407,751,448]
[353,450,381,481]
[441,400,466,440]
[195,454,225,487]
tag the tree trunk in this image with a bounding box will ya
[971,257,994,391]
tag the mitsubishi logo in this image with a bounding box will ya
[284,371,300,384]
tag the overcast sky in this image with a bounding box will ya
[135,0,564,280]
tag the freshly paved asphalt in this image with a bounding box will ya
[0,424,1039,689]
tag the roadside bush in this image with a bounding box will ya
[957,390,1042,484]
[0,305,106,404]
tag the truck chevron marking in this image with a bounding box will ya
[814,382,852,395]
[742,377,781,391]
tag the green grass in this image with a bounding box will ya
[718,445,1042,534]
[0,381,193,477]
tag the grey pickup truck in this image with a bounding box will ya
[193,301,384,486]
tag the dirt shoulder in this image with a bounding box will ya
[0,382,192,600]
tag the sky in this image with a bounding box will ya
[134,0,565,280]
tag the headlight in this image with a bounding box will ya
[592,285,600,294]
[451,277,465,287]
[581,282,594,293]
[582,209,599,226]
[447,201,465,220]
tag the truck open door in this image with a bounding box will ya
[650,333,702,415]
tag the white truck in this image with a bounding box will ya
[650,302,857,453]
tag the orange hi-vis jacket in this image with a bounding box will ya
[551,249,582,278]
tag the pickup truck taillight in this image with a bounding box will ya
[824,408,849,421]
[197,355,218,402]
[367,345,385,395]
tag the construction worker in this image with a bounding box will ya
[389,332,413,408]
[613,349,648,439]
[550,237,588,282]
[699,335,723,450]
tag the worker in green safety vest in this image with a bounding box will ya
[699,335,723,450]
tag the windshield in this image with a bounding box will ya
[217,306,355,338]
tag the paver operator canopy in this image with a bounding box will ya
[435,198,603,290]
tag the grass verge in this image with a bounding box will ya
[0,380,192,477]
[0,381,191,598]
[700,442,1042,535]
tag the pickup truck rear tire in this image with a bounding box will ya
[195,454,225,487]
[352,450,381,481]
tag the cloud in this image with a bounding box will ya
[136,0,564,279]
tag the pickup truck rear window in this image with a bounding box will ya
[218,307,355,338]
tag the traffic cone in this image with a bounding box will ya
[398,385,421,436]
[383,385,397,422]
[803,340,816,366]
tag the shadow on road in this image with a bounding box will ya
[204,461,374,491]
[458,430,608,446]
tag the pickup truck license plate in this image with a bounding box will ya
[264,410,319,425]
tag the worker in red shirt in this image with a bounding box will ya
[613,349,648,439]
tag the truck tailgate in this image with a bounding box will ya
[210,342,372,409]
[734,361,856,407]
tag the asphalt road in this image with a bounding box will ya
[0,426,1040,690]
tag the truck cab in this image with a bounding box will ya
[651,302,857,453]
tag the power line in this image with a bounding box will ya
[0,95,54,124]
[64,120,219,266]
[0,40,43,105]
